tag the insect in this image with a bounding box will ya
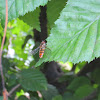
[31,41,46,58]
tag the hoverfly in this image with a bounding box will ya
[31,41,46,58]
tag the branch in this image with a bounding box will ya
[0,0,8,55]
[3,89,8,100]
[39,6,48,40]
[8,84,21,97]
[0,0,8,99]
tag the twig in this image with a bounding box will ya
[8,84,21,96]
[0,0,8,99]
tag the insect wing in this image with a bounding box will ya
[30,46,40,55]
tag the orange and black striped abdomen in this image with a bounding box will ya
[39,41,46,58]
[39,48,45,58]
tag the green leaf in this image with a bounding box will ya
[58,74,74,83]
[52,95,62,100]
[41,84,59,100]
[0,96,10,100]
[8,74,17,86]
[0,96,3,100]
[19,7,40,31]
[63,92,72,99]
[18,96,28,100]
[62,92,77,100]
[18,68,47,91]
[47,0,67,28]
[18,96,38,100]
[2,57,11,73]
[74,85,94,100]
[19,0,67,32]
[67,76,91,92]
[0,23,3,36]
[98,93,100,100]
[18,96,37,100]
[75,61,86,73]
[92,68,100,84]
[0,0,48,27]
[35,0,100,67]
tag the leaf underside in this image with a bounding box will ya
[35,0,100,67]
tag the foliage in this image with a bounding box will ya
[52,95,62,100]
[47,0,67,28]
[0,0,48,27]
[18,96,38,100]
[62,92,74,100]
[91,68,100,84]
[36,0,100,67]
[18,68,47,91]
[19,7,41,31]
[0,96,10,100]
[0,96,3,100]
[98,93,100,100]
[0,0,100,100]
[74,85,94,99]
[41,84,59,100]
[67,76,91,92]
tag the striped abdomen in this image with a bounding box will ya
[39,41,46,58]
[39,48,45,58]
